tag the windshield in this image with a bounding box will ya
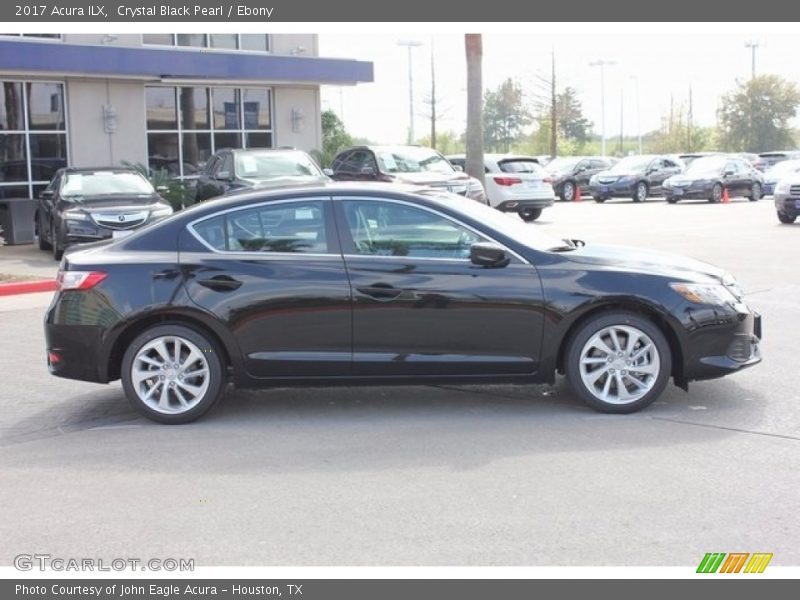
[765,159,800,178]
[684,156,727,175]
[546,157,581,172]
[421,190,567,252]
[61,172,154,197]
[235,151,324,179]
[499,159,545,174]
[608,156,652,174]
[375,147,455,174]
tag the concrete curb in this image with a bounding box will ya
[0,279,57,297]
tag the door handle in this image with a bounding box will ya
[197,275,242,291]
[357,286,404,301]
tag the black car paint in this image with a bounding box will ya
[589,156,683,201]
[45,183,761,394]
[550,157,612,200]
[663,158,764,202]
[36,168,171,257]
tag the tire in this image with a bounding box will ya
[121,324,227,424]
[708,183,722,203]
[593,196,606,203]
[37,214,52,251]
[633,182,648,203]
[777,211,797,224]
[561,181,576,202]
[564,311,672,414]
[749,182,762,202]
[518,208,542,222]
[52,223,63,261]
[666,196,678,204]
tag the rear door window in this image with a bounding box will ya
[498,160,544,174]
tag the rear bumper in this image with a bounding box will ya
[44,294,109,383]
[495,198,554,211]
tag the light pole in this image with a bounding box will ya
[398,39,423,144]
[745,40,760,79]
[589,59,616,156]
[630,75,641,154]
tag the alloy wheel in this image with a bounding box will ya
[578,325,660,405]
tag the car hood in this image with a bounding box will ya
[242,175,331,187]
[596,170,639,179]
[61,194,165,210]
[561,243,726,283]
[390,172,468,186]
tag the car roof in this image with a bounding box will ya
[62,167,140,174]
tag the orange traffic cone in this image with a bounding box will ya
[722,187,731,203]
[574,184,582,202]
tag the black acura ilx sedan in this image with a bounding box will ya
[45,182,762,423]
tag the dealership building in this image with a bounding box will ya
[0,34,373,199]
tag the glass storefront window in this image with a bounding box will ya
[209,34,237,49]
[27,82,65,131]
[179,87,210,130]
[140,34,270,52]
[239,35,270,52]
[146,87,178,130]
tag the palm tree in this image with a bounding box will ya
[465,34,485,190]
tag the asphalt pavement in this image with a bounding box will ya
[0,196,798,566]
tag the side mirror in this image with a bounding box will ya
[322,168,334,177]
[216,170,232,181]
[470,242,510,268]
[452,164,464,172]
[155,185,168,193]
[39,190,54,199]
[723,169,735,176]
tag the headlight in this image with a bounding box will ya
[62,209,89,222]
[774,180,791,194]
[149,205,173,219]
[670,282,738,305]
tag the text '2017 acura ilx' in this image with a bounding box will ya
[45,182,762,423]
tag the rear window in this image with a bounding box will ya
[498,160,545,174]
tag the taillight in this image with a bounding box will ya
[57,271,107,291]
[493,176,522,186]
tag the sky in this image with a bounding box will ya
[319,33,797,145]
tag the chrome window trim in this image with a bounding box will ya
[334,195,530,265]
[186,196,336,256]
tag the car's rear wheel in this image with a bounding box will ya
[518,208,542,222]
[565,311,672,413]
[561,181,576,202]
[777,211,797,224]
[749,182,762,201]
[633,182,648,203]
[121,324,226,424]
[709,183,722,203]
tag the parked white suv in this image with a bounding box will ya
[447,154,555,221]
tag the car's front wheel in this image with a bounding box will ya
[561,181,576,202]
[121,324,226,424]
[749,182,762,201]
[37,213,52,251]
[633,182,648,203]
[518,208,542,222]
[52,223,63,261]
[593,196,606,203]
[565,311,672,413]
[666,196,678,204]
[709,183,723,203]
[777,211,797,224]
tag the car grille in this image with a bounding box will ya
[598,177,618,184]
[789,185,800,196]
[91,211,149,230]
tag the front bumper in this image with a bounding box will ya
[774,192,800,217]
[663,182,715,200]
[589,180,636,198]
[679,301,762,383]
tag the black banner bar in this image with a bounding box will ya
[1,0,800,22]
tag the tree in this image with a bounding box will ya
[465,34,485,188]
[718,75,800,152]
[556,87,593,146]
[483,78,530,153]
[318,109,353,167]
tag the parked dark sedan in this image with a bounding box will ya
[663,155,764,203]
[589,155,684,202]
[754,151,800,172]
[36,167,173,260]
[330,145,486,204]
[44,182,761,423]
[194,148,329,201]
[546,156,615,201]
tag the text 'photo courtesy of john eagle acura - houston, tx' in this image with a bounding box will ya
[43,182,762,423]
